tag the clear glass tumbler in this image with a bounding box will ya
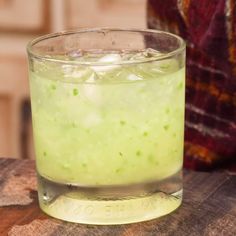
[27,28,185,225]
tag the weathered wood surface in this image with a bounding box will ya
[0,158,235,236]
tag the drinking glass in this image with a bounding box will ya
[27,28,185,224]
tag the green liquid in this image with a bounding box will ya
[30,51,185,224]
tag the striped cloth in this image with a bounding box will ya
[147,0,236,170]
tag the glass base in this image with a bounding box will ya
[38,172,182,225]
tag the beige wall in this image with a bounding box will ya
[0,0,146,159]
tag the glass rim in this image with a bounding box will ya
[27,28,186,66]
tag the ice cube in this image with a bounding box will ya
[100,54,121,62]
[127,74,143,81]
[68,50,83,59]
[91,54,121,72]
[152,59,179,73]
[62,65,97,83]
[85,73,98,83]
[145,48,162,57]
[83,74,102,104]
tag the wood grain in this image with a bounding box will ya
[0,158,235,236]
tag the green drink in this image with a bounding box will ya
[28,29,185,224]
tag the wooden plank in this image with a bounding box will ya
[0,158,235,236]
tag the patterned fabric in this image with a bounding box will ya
[147,0,236,170]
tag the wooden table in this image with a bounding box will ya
[0,158,235,236]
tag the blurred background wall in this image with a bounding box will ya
[0,0,146,159]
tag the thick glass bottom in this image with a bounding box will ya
[37,171,182,225]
